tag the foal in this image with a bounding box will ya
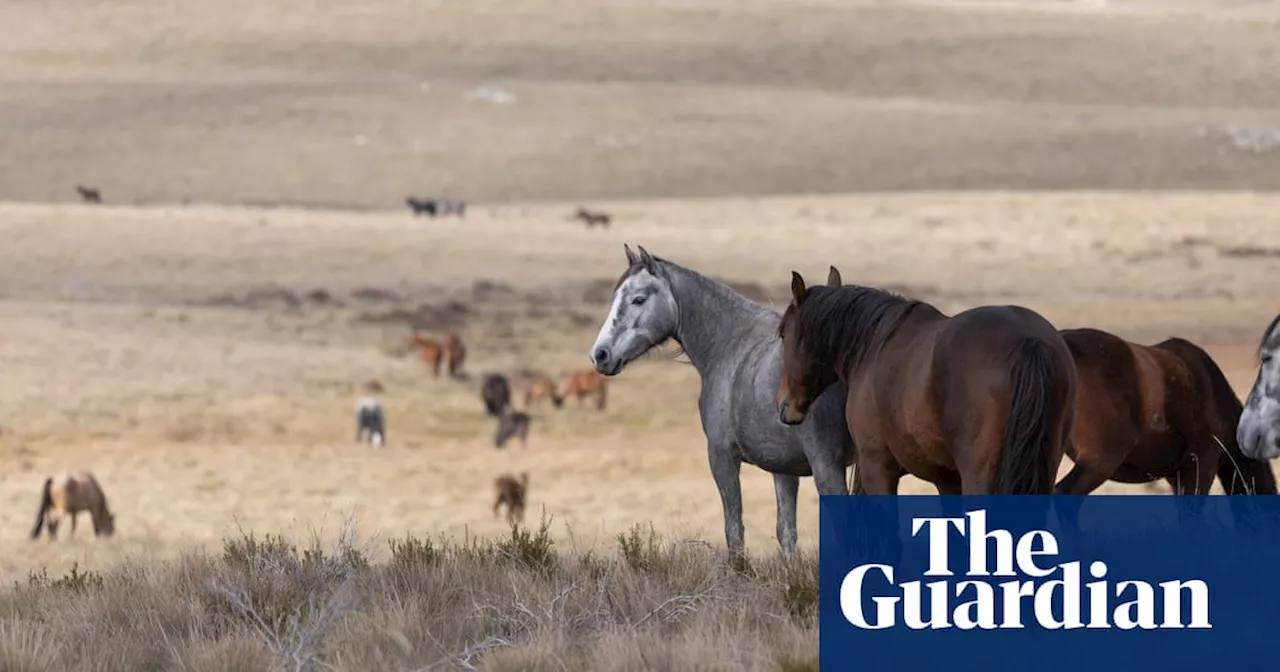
[559,369,607,410]
[524,377,564,409]
[777,267,1076,495]
[31,471,116,540]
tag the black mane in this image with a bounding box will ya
[781,285,928,377]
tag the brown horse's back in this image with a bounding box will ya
[1057,329,1239,495]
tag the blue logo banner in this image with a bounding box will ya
[819,495,1280,671]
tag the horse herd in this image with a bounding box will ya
[26,241,1280,560]
[586,243,1280,559]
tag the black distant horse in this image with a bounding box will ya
[495,410,531,449]
[76,185,102,204]
[481,374,511,417]
[406,198,437,217]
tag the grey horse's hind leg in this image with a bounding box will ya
[772,474,799,560]
[708,442,746,556]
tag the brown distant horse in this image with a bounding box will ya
[777,267,1076,495]
[493,472,529,525]
[1054,328,1278,496]
[410,331,466,378]
[559,369,608,410]
[524,377,564,409]
[572,207,611,229]
[30,470,116,540]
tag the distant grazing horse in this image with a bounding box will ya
[588,245,854,559]
[777,267,1076,496]
[525,377,563,409]
[493,472,529,525]
[439,200,466,217]
[558,369,608,410]
[572,207,611,228]
[1054,328,1276,497]
[1239,313,1280,462]
[76,185,102,204]
[30,470,115,540]
[406,197,437,216]
[355,396,386,447]
[482,374,512,417]
[410,332,466,378]
[495,409,531,449]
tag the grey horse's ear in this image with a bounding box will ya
[624,244,639,267]
[791,271,808,306]
[637,245,657,274]
[827,266,843,287]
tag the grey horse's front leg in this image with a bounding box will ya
[772,474,799,561]
[708,442,745,556]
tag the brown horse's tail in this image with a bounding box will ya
[1169,339,1279,495]
[30,477,53,540]
[998,337,1071,495]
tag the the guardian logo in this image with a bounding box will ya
[841,510,1211,631]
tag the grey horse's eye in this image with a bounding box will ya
[1264,354,1274,364]
[631,295,647,306]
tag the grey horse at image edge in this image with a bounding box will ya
[1238,312,1280,461]
[587,244,854,559]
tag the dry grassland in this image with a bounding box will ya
[4,0,1280,668]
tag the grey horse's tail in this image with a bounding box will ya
[997,337,1070,495]
[30,477,53,540]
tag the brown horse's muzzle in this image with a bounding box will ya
[778,398,807,426]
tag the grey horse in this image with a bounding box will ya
[1238,313,1280,460]
[588,244,854,559]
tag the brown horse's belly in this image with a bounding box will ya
[1111,433,1184,482]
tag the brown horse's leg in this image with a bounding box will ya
[856,444,902,495]
[70,512,77,537]
[1054,456,1123,495]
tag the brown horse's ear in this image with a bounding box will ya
[637,245,657,273]
[624,244,639,267]
[827,266,842,287]
[791,271,808,306]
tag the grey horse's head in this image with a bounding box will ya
[1239,314,1280,460]
[588,244,679,376]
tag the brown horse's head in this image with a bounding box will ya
[776,267,843,426]
[95,510,115,537]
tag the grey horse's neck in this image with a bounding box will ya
[660,260,778,376]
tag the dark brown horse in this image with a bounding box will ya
[493,472,530,525]
[1054,328,1278,496]
[572,207,611,229]
[558,369,607,410]
[495,409,532,449]
[777,267,1076,495]
[481,374,512,417]
[75,185,102,204]
[410,331,466,378]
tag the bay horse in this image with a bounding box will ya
[493,472,530,525]
[524,377,563,409]
[776,268,1076,495]
[1055,328,1277,497]
[30,470,116,540]
[481,373,512,417]
[588,245,854,559]
[572,207,611,228]
[558,369,607,410]
[76,185,102,204]
[1239,312,1280,461]
[410,331,466,378]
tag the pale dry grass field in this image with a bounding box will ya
[3,0,1280,667]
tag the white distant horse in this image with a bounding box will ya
[355,397,385,447]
